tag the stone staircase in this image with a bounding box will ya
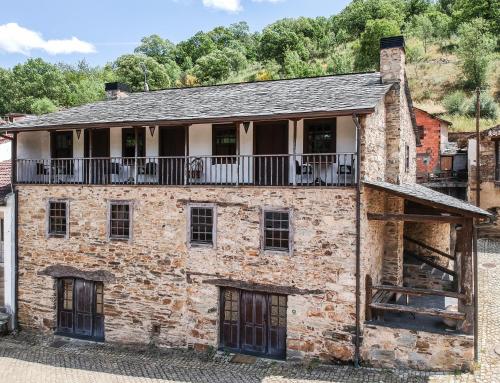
[0,307,10,335]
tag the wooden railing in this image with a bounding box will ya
[365,275,465,323]
[16,153,357,187]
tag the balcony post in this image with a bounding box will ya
[292,119,298,186]
[11,132,17,184]
[236,121,240,186]
[184,125,189,186]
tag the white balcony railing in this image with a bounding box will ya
[16,153,357,187]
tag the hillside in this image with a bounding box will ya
[0,0,499,131]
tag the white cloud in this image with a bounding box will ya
[0,23,96,55]
[202,0,242,12]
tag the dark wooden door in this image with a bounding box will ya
[220,288,287,358]
[254,121,289,186]
[159,126,186,185]
[85,129,110,184]
[57,278,104,341]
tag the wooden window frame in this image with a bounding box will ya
[107,200,133,242]
[303,118,337,154]
[212,124,237,164]
[187,203,217,249]
[261,207,293,255]
[46,199,69,239]
[122,127,146,158]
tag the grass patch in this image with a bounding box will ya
[441,114,498,132]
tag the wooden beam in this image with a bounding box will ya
[372,285,465,300]
[367,213,464,223]
[370,302,466,320]
[404,236,454,260]
[405,251,457,277]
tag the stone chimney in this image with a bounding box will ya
[380,36,405,84]
[105,82,130,100]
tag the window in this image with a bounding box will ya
[51,131,73,159]
[417,125,425,140]
[189,205,215,247]
[213,124,236,163]
[122,127,145,158]
[263,209,291,252]
[63,279,73,310]
[48,201,68,238]
[0,218,3,242]
[495,140,500,181]
[108,202,132,240]
[304,119,337,154]
[405,145,410,172]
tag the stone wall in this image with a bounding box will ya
[17,185,358,361]
[404,222,452,268]
[360,98,386,182]
[361,324,473,371]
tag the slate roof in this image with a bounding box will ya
[364,180,491,217]
[1,73,393,131]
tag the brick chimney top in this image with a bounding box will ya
[105,82,130,100]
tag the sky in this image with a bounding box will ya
[0,0,350,68]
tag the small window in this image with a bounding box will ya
[405,145,410,172]
[95,283,104,315]
[63,279,73,310]
[189,205,215,246]
[109,202,132,240]
[0,218,4,242]
[213,124,236,164]
[263,209,291,252]
[48,201,68,238]
[495,140,499,181]
[417,125,425,140]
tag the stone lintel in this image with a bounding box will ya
[38,265,116,283]
[202,278,323,295]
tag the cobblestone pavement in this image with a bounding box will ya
[0,240,499,383]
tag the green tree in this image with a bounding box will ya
[134,35,176,64]
[408,13,434,52]
[192,50,232,84]
[354,19,401,71]
[0,68,15,115]
[31,97,57,115]
[451,0,500,35]
[333,0,406,39]
[456,18,496,89]
[327,49,354,74]
[282,51,324,78]
[113,54,175,91]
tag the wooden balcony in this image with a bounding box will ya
[16,153,357,188]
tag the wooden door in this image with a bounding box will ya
[254,121,289,186]
[159,126,186,185]
[220,288,287,358]
[241,291,267,354]
[57,278,104,341]
[85,129,110,184]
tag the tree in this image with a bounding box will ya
[354,19,401,71]
[31,97,57,115]
[408,13,434,52]
[332,0,406,39]
[456,18,496,89]
[134,35,176,64]
[192,50,232,84]
[283,51,324,79]
[0,68,15,115]
[113,54,175,91]
[327,49,354,74]
[451,0,500,35]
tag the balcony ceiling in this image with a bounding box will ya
[2,72,392,132]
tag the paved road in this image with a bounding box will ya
[0,240,499,383]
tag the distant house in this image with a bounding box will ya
[468,125,500,237]
[415,108,467,199]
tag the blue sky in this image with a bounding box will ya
[0,0,350,68]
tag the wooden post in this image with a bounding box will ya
[292,119,297,186]
[365,274,373,321]
[184,125,189,186]
[459,218,474,334]
[11,132,17,185]
[236,121,240,186]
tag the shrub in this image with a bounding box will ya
[465,94,499,120]
[443,91,468,115]
[30,97,57,115]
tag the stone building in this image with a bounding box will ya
[0,37,491,371]
[415,108,467,199]
[468,125,500,237]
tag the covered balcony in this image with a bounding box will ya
[14,117,358,187]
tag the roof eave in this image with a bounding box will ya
[0,107,376,133]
